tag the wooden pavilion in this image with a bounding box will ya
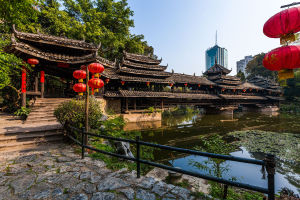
[5,25,114,106]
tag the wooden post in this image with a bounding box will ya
[134,98,137,110]
[85,66,89,145]
[126,98,129,112]
[22,93,26,108]
[21,67,26,107]
[35,76,39,92]
[40,71,45,98]
[161,99,164,110]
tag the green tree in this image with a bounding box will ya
[60,0,153,59]
[236,71,245,81]
[246,53,277,81]
[0,0,40,33]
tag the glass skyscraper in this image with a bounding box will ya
[205,44,228,71]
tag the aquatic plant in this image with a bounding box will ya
[228,130,300,162]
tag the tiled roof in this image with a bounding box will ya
[6,41,96,64]
[214,79,242,85]
[117,90,220,99]
[119,76,173,83]
[13,25,99,51]
[118,67,172,77]
[219,95,267,100]
[122,60,167,71]
[124,51,161,64]
[170,73,216,85]
[204,63,231,75]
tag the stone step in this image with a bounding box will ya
[26,112,55,117]
[27,115,56,120]
[25,117,58,124]
[1,124,62,135]
[30,106,57,113]
[0,129,63,143]
[0,135,64,152]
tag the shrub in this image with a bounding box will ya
[54,97,102,129]
[14,107,31,120]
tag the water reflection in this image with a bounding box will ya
[136,112,300,194]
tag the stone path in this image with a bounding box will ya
[0,143,209,200]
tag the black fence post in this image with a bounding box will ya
[81,128,85,159]
[136,136,141,178]
[223,184,228,199]
[265,154,275,200]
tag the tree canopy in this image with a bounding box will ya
[0,0,155,91]
[0,0,154,59]
[246,53,277,81]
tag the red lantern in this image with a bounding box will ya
[40,71,45,83]
[146,81,150,86]
[105,78,110,84]
[73,70,86,82]
[73,83,86,95]
[80,65,87,70]
[121,81,125,86]
[198,84,201,87]
[263,45,300,71]
[221,88,225,92]
[21,67,26,93]
[184,83,188,87]
[263,6,300,38]
[243,89,246,92]
[88,63,104,75]
[88,78,104,89]
[169,83,174,87]
[27,58,39,67]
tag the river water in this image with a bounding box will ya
[128,112,300,195]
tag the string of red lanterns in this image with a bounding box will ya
[73,70,86,95]
[263,6,300,80]
[88,63,104,94]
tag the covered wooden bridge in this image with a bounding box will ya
[5,26,282,114]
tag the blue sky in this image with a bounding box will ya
[127,0,296,75]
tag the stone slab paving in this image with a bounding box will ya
[0,144,209,200]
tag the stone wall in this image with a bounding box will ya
[122,112,162,123]
[123,121,162,131]
[96,98,121,115]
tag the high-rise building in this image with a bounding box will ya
[236,56,253,77]
[205,31,228,70]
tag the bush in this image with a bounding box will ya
[1,86,20,113]
[14,107,31,120]
[54,97,102,129]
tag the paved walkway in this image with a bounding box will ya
[0,143,208,200]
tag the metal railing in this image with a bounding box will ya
[66,125,276,200]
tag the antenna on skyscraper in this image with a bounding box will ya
[215,30,218,45]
